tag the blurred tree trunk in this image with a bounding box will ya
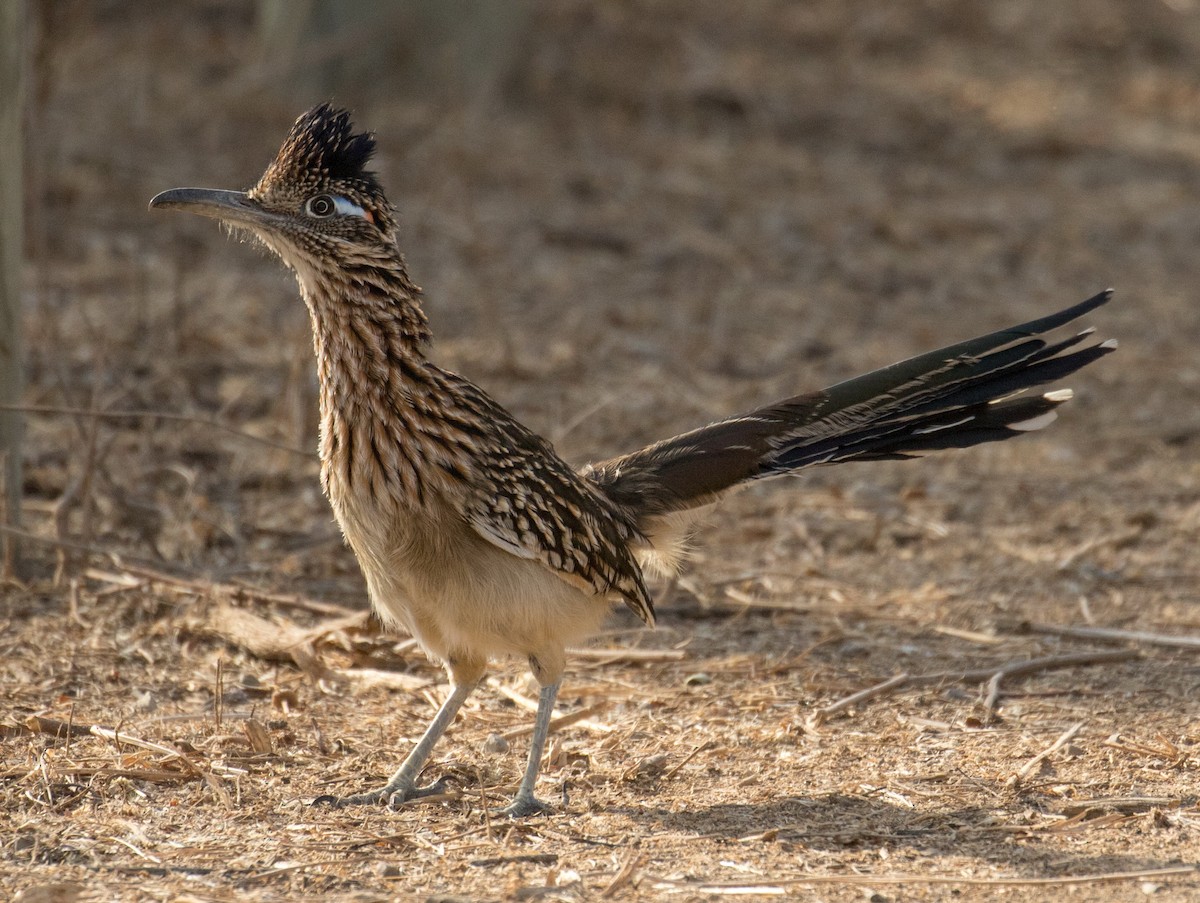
[0,0,24,576]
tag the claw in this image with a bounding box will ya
[312,775,452,810]
[311,793,347,808]
[493,793,553,818]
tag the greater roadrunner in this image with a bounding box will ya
[151,105,1116,817]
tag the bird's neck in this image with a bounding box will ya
[296,261,455,506]
[298,260,432,401]
[301,254,430,339]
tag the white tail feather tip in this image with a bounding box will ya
[1010,410,1059,432]
[1043,388,1074,403]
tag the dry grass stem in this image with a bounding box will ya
[0,402,313,457]
[566,646,687,664]
[809,672,910,725]
[1024,621,1200,650]
[1007,721,1085,788]
[99,563,357,616]
[599,852,645,898]
[88,726,201,766]
[490,683,612,738]
[812,650,1136,724]
[23,715,90,740]
[647,865,1199,892]
[932,625,1007,645]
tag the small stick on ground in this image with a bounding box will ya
[1023,621,1200,650]
[90,725,202,768]
[663,741,714,780]
[1055,527,1145,570]
[1007,721,1085,789]
[568,646,687,664]
[499,699,611,739]
[910,649,1138,687]
[812,650,1137,724]
[600,852,645,898]
[933,625,1006,645]
[0,530,358,618]
[982,671,1005,716]
[646,864,1199,891]
[103,562,357,616]
[0,401,313,457]
[810,673,910,726]
[24,714,91,739]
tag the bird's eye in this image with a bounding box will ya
[305,194,372,222]
[306,195,336,217]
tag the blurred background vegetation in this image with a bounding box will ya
[6,0,1200,597]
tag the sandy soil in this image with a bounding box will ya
[4,2,1200,900]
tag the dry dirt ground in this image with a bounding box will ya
[4,2,1200,900]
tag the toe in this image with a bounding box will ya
[312,787,390,808]
[495,794,553,818]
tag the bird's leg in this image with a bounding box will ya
[496,679,561,817]
[317,680,477,808]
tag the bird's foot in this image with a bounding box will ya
[313,775,452,809]
[492,791,553,819]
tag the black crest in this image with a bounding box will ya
[257,104,382,197]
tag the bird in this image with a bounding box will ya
[151,104,1116,817]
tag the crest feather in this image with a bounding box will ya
[257,104,382,196]
[297,104,376,180]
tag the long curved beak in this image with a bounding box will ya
[149,188,272,229]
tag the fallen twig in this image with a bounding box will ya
[89,563,357,616]
[600,852,645,898]
[1062,796,1183,815]
[1007,721,1084,788]
[0,523,128,564]
[192,602,349,670]
[490,681,613,736]
[37,766,201,784]
[0,401,313,457]
[20,717,213,786]
[193,603,433,692]
[1023,621,1200,650]
[982,671,1005,714]
[663,741,714,780]
[499,700,611,740]
[23,715,91,739]
[646,864,1198,892]
[1102,732,1189,764]
[469,853,558,868]
[932,625,1006,645]
[568,646,688,664]
[90,725,200,766]
[910,649,1139,687]
[810,673,910,725]
[0,527,359,618]
[811,650,1137,725]
[1056,527,1145,570]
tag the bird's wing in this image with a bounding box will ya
[446,378,656,626]
[463,454,656,626]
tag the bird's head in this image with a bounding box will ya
[150,105,398,278]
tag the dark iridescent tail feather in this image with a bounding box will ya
[585,290,1115,524]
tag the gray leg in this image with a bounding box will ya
[497,679,560,817]
[319,680,477,808]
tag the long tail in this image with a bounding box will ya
[583,290,1116,537]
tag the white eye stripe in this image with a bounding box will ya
[331,196,368,218]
